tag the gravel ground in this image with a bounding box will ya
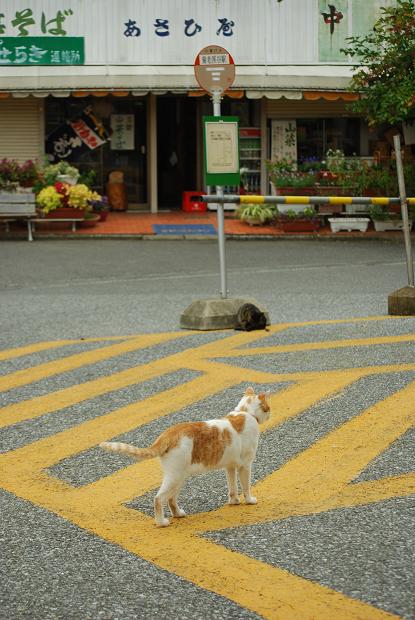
[0,239,414,619]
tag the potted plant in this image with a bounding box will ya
[266,158,317,196]
[43,161,80,186]
[0,158,40,193]
[36,182,101,218]
[276,206,320,232]
[369,203,413,232]
[236,202,276,225]
[90,195,110,221]
[314,149,360,198]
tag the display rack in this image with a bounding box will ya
[239,127,261,194]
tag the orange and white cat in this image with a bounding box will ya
[100,387,271,527]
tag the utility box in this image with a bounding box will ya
[182,191,207,212]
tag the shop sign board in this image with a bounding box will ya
[0,37,84,65]
[110,115,135,150]
[194,45,235,95]
[203,115,240,186]
[270,120,298,163]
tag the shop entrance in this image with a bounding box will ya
[157,96,197,209]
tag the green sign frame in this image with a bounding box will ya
[203,115,240,186]
[0,37,84,65]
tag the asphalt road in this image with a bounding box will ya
[0,238,414,620]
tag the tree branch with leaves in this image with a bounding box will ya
[341,0,415,126]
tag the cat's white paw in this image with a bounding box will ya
[174,508,186,518]
[156,518,170,527]
[228,496,240,505]
[245,496,257,505]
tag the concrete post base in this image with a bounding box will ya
[388,286,415,315]
[180,297,270,331]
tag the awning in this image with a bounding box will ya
[0,64,355,96]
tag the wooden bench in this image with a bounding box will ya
[0,192,36,241]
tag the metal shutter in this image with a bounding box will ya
[0,98,44,162]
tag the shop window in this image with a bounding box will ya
[44,96,147,205]
[296,118,360,163]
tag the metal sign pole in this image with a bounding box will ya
[393,134,415,287]
[212,89,228,299]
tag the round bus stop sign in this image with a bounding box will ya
[194,45,235,95]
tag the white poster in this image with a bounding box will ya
[110,114,135,150]
[271,120,297,163]
[205,121,239,174]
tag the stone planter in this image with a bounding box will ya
[372,219,413,232]
[328,217,370,233]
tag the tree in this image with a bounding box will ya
[341,0,415,126]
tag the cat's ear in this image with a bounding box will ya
[258,391,271,401]
[245,387,255,396]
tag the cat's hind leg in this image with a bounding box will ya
[168,494,186,518]
[238,464,257,504]
[154,478,176,527]
[226,466,240,505]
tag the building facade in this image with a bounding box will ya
[0,0,396,211]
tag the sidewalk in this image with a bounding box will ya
[1,209,414,240]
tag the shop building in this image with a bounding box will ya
[0,0,396,211]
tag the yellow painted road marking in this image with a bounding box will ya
[0,331,192,392]
[0,334,140,362]
[0,318,413,619]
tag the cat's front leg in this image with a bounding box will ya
[226,466,240,505]
[238,464,257,504]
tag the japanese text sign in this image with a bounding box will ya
[194,45,235,95]
[203,116,240,186]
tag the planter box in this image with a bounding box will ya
[328,217,370,233]
[271,183,315,196]
[314,186,355,197]
[280,219,320,232]
[373,219,413,232]
[38,207,85,219]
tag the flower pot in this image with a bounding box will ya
[79,213,100,228]
[242,217,268,226]
[39,207,85,219]
[314,186,355,197]
[56,174,79,185]
[280,219,320,232]
[328,217,370,233]
[318,204,344,215]
[274,186,316,196]
[93,209,109,221]
[372,219,413,232]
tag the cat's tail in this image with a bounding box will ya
[99,441,158,461]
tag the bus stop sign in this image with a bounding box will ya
[194,45,235,95]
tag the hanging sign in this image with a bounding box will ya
[45,106,109,162]
[203,115,240,185]
[194,45,235,95]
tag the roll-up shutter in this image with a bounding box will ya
[0,98,44,162]
[266,99,356,118]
